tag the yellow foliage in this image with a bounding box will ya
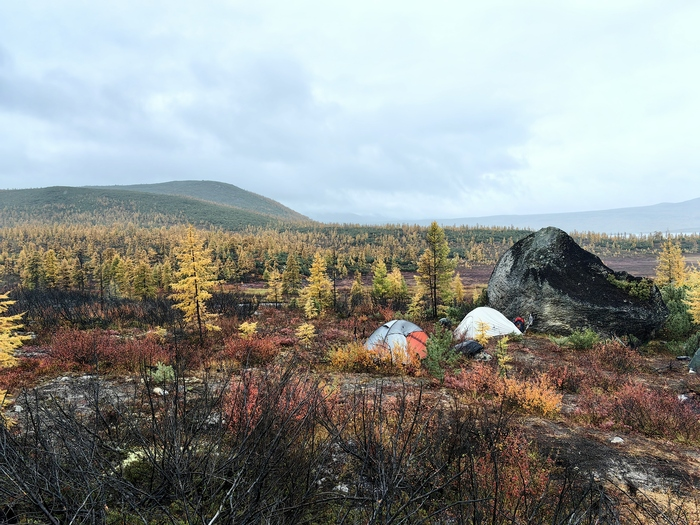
[0,391,14,427]
[655,238,687,286]
[328,341,420,375]
[296,322,317,346]
[495,336,511,377]
[0,292,29,368]
[170,226,220,339]
[474,321,490,346]
[451,274,465,304]
[329,342,380,372]
[500,373,562,418]
[238,321,258,339]
[0,291,28,427]
[300,252,333,319]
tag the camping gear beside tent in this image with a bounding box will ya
[454,307,522,340]
[365,320,428,363]
[453,339,484,357]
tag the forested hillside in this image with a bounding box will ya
[0,185,309,230]
[94,180,310,223]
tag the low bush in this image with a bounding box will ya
[547,364,588,394]
[590,340,643,374]
[501,373,562,418]
[606,274,653,300]
[224,335,280,366]
[423,324,460,381]
[683,331,700,356]
[328,342,379,373]
[574,381,700,443]
[445,362,500,398]
[445,364,561,417]
[0,357,62,392]
[47,328,171,373]
[549,329,599,350]
[566,328,600,350]
[327,341,420,376]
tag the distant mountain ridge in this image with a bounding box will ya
[315,197,700,234]
[4,180,697,234]
[0,182,311,230]
[427,198,700,234]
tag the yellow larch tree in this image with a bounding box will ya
[264,266,284,307]
[1,291,30,421]
[170,226,220,343]
[350,271,367,309]
[451,274,466,305]
[387,266,409,307]
[300,252,333,318]
[655,237,688,286]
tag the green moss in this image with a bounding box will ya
[606,274,653,300]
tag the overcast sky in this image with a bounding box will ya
[1,1,699,222]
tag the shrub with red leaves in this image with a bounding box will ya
[223,364,332,437]
[47,328,171,373]
[0,357,61,392]
[445,362,500,397]
[575,381,700,443]
[224,335,280,366]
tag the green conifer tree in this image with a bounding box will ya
[282,253,302,300]
[416,222,455,318]
[371,257,391,304]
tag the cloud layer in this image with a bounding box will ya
[1,1,699,221]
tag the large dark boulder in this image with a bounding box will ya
[487,227,668,341]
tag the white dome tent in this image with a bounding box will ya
[454,307,522,341]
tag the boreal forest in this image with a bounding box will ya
[1,184,700,524]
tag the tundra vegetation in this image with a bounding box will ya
[0,222,700,523]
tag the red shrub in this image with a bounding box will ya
[48,329,116,370]
[224,364,333,436]
[112,335,171,372]
[590,341,643,374]
[318,327,352,345]
[575,381,700,443]
[224,335,280,366]
[377,306,395,322]
[445,362,500,397]
[47,328,171,373]
[0,357,62,392]
[547,364,588,394]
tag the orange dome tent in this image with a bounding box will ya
[364,319,428,364]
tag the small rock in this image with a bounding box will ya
[13,405,23,413]
[610,436,624,444]
[334,484,349,494]
[152,387,169,396]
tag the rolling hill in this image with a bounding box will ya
[91,180,309,223]
[0,184,312,230]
